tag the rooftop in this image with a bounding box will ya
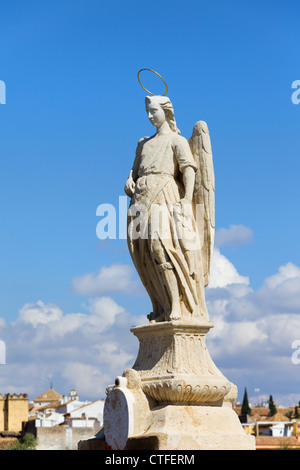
[33,387,63,404]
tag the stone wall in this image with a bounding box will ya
[0,394,28,433]
[35,426,99,450]
[255,435,300,450]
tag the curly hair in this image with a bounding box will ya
[145,95,180,134]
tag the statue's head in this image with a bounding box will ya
[145,95,180,134]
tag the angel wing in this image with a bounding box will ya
[188,121,215,287]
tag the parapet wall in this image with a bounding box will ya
[35,426,99,450]
[0,393,28,433]
[0,393,28,400]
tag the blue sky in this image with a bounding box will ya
[0,0,300,406]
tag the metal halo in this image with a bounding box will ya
[137,68,168,96]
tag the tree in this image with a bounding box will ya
[268,395,277,416]
[241,388,251,416]
[6,433,37,451]
[294,406,299,419]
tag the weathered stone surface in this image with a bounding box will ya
[131,321,231,404]
[103,370,151,450]
[125,405,255,450]
[125,96,214,324]
[97,90,256,450]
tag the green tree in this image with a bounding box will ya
[6,433,37,451]
[241,388,251,416]
[268,395,277,416]
[294,406,300,419]
[285,410,293,421]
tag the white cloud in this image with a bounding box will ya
[204,255,300,406]
[87,296,125,332]
[61,362,112,399]
[71,263,143,296]
[258,314,300,352]
[208,320,268,357]
[220,262,300,320]
[215,224,253,248]
[209,248,250,288]
[18,300,63,327]
[1,253,300,407]
[0,317,6,334]
[264,262,300,290]
[0,296,144,400]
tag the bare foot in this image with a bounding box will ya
[169,311,181,321]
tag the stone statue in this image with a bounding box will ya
[125,94,215,323]
[101,71,255,451]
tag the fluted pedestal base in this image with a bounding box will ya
[131,320,231,404]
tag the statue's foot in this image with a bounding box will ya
[169,310,181,321]
[148,310,181,323]
[148,311,166,323]
[151,312,166,322]
[147,312,154,321]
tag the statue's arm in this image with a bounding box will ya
[124,170,136,197]
[174,136,197,202]
[182,166,195,201]
[124,137,146,197]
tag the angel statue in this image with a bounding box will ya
[125,70,215,323]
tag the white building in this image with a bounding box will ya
[28,387,104,429]
[269,421,295,437]
[64,400,104,428]
[242,420,296,437]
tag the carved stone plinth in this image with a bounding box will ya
[124,404,256,450]
[131,321,231,404]
[100,321,256,450]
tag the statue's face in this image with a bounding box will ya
[146,100,166,128]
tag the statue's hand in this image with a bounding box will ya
[178,197,194,221]
[124,171,136,197]
[180,197,192,206]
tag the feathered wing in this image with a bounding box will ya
[188,121,215,287]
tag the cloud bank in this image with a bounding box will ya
[215,224,253,248]
[0,236,299,408]
[71,263,142,296]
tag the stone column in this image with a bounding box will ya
[103,320,256,450]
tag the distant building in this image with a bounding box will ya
[64,400,104,428]
[68,389,79,401]
[29,387,103,427]
[32,386,63,407]
[25,387,104,450]
[0,393,28,434]
[242,420,296,437]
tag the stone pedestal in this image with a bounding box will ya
[131,321,230,404]
[102,320,255,450]
[125,404,255,451]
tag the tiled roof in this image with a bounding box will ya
[256,436,300,449]
[33,388,63,403]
